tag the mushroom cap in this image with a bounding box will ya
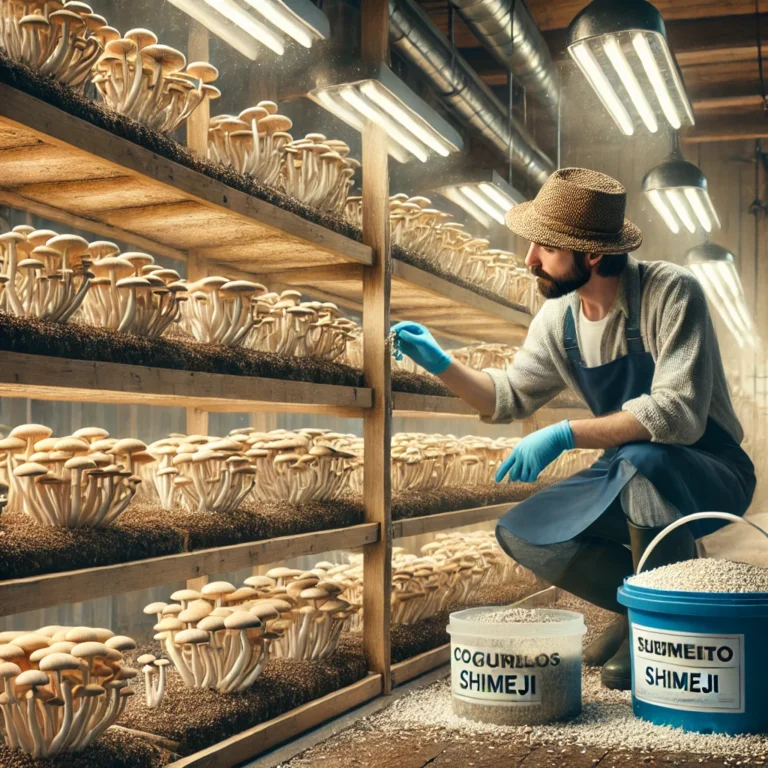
[258,114,293,134]
[105,636,136,652]
[110,438,147,455]
[257,100,279,114]
[186,61,219,83]
[49,9,86,28]
[64,456,97,471]
[175,629,209,645]
[248,603,279,621]
[13,462,49,478]
[19,14,50,29]
[243,575,275,589]
[221,280,266,296]
[238,106,269,123]
[162,604,183,616]
[201,581,236,597]
[0,645,26,661]
[197,616,226,632]
[141,44,186,73]
[224,612,261,631]
[0,436,27,452]
[10,424,53,442]
[39,653,81,673]
[178,602,213,624]
[154,617,184,633]
[0,662,21,678]
[15,670,49,689]
[53,437,89,453]
[72,427,110,441]
[143,602,168,615]
[47,234,89,256]
[136,654,157,666]
[86,241,120,259]
[300,587,330,601]
[124,27,158,49]
[71,642,108,659]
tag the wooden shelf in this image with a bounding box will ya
[261,260,532,345]
[0,85,372,272]
[0,523,379,619]
[0,352,372,415]
[393,391,589,419]
[393,503,514,538]
[392,645,450,687]
[167,674,382,768]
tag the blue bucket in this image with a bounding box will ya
[618,512,768,736]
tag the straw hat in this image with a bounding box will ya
[505,168,643,254]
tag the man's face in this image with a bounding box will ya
[524,243,591,299]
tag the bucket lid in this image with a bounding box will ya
[618,580,768,617]
[447,606,586,638]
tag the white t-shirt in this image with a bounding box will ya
[578,306,612,368]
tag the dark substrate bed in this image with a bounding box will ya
[0,56,524,316]
[0,731,169,768]
[119,634,368,760]
[0,313,363,387]
[390,574,539,664]
[0,498,364,581]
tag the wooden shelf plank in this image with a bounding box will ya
[167,674,383,768]
[393,503,514,539]
[393,392,588,419]
[0,352,372,415]
[0,85,372,271]
[0,523,379,619]
[392,645,450,687]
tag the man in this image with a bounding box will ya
[391,168,755,690]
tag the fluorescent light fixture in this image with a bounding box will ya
[686,243,757,349]
[309,64,463,163]
[436,171,526,229]
[567,0,694,135]
[643,152,720,235]
[168,0,329,58]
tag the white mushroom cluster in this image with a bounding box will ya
[0,424,150,527]
[94,29,220,134]
[392,341,519,375]
[0,227,93,322]
[344,195,543,314]
[208,103,292,187]
[79,243,187,337]
[135,653,169,710]
[0,626,137,756]
[242,290,356,361]
[233,427,360,505]
[145,434,256,514]
[0,0,111,89]
[281,134,359,214]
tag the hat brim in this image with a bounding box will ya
[505,201,643,255]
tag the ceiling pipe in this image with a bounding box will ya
[447,0,559,121]
[389,0,555,189]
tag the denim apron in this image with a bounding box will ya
[497,269,756,546]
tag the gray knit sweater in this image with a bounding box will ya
[483,257,744,445]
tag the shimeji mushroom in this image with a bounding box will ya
[136,653,169,709]
[93,32,220,135]
[147,587,290,693]
[208,103,293,186]
[4,425,149,527]
[0,625,138,756]
[281,134,359,214]
[79,246,188,337]
[0,1,109,90]
[0,227,94,322]
[179,276,265,346]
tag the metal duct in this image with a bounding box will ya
[448,0,559,118]
[389,0,554,189]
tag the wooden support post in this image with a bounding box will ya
[361,0,393,696]
[186,22,210,156]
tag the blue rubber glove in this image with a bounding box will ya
[391,321,452,375]
[495,421,575,484]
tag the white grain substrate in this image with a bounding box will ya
[629,558,768,593]
[370,670,768,759]
[473,607,567,624]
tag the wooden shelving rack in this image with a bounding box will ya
[0,4,585,765]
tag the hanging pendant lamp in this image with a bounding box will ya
[686,243,757,349]
[643,134,720,235]
[567,0,694,136]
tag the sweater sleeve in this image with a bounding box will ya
[481,306,567,424]
[622,271,714,445]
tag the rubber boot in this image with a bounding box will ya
[600,521,697,690]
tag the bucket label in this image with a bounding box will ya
[631,623,744,713]
[451,644,556,705]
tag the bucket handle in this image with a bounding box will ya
[636,512,768,574]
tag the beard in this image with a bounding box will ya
[532,253,591,299]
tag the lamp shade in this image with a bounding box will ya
[567,0,694,135]
[436,172,526,229]
[686,243,756,348]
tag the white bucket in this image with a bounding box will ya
[446,606,586,725]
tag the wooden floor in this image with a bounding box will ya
[274,728,749,767]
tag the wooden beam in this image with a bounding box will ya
[362,0,393,698]
[683,110,768,143]
[251,263,365,285]
[693,94,766,112]
[167,674,382,768]
[185,23,210,157]
[392,503,514,539]
[0,352,373,415]
[392,645,450,687]
[0,189,186,261]
[0,523,380,618]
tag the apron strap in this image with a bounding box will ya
[625,262,646,354]
[564,306,584,367]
